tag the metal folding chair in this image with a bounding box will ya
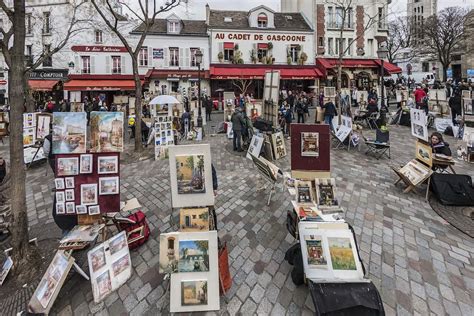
[364,129,390,159]
[365,112,379,130]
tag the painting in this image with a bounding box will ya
[159,233,179,274]
[315,178,339,208]
[36,114,51,140]
[181,280,208,306]
[410,108,428,142]
[80,154,93,174]
[75,205,87,214]
[56,191,65,203]
[81,184,98,205]
[89,246,106,273]
[96,270,112,301]
[23,113,35,128]
[179,208,209,232]
[52,112,87,154]
[399,159,432,186]
[246,134,265,160]
[57,157,79,176]
[109,232,127,255]
[65,177,75,189]
[178,240,209,273]
[97,156,118,174]
[328,237,357,270]
[88,205,100,215]
[99,177,120,195]
[23,128,35,147]
[295,180,313,204]
[54,178,65,190]
[0,257,13,285]
[35,252,69,308]
[271,132,287,159]
[90,112,124,152]
[416,140,433,167]
[112,254,130,277]
[175,155,206,195]
[301,132,319,157]
[65,202,75,214]
[56,203,65,214]
[304,235,327,269]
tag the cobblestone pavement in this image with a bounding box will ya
[0,110,473,316]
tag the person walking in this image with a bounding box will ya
[205,96,212,121]
[231,108,244,152]
[284,104,292,137]
[449,89,462,126]
[322,98,336,131]
[414,85,427,113]
[296,98,305,123]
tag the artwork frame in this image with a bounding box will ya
[314,178,341,211]
[81,184,98,206]
[159,232,179,274]
[56,157,79,177]
[301,132,319,157]
[52,112,87,154]
[55,178,65,190]
[169,145,214,208]
[65,202,75,214]
[179,208,209,232]
[36,114,52,140]
[410,108,428,142]
[178,239,210,273]
[246,134,265,160]
[181,280,208,306]
[65,177,75,189]
[88,205,101,215]
[415,140,433,167]
[295,180,314,204]
[56,191,65,203]
[97,156,119,174]
[271,132,287,160]
[80,154,93,174]
[399,159,432,186]
[75,205,87,215]
[56,203,65,214]
[90,112,124,153]
[99,176,120,195]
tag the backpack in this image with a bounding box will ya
[118,210,150,250]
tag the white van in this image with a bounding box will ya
[407,72,436,85]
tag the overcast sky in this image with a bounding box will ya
[161,0,473,19]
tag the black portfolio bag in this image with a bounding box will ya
[253,118,273,132]
[430,173,474,206]
[308,281,385,316]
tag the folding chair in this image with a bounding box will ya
[365,112,379,130]
[364,129,390,159]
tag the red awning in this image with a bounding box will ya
[210,66,320,80]
[257,43,268,49]
[64,79,139,91]
[224,42,234,49]
[374,60,402,74]
[316,57,402,75]
[29,80,58,91]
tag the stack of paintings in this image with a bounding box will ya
[154,115,175,160]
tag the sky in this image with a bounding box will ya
[160,0,473,19]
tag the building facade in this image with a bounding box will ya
[450,9,474,81]
[207,5,319,98]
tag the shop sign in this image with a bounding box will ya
[0,80,7,85]
[214,32,306,42]
[153,48,164,59]
[71,45,128,53]
[29,69,68,80]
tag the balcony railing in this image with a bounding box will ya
[327,19,354,30]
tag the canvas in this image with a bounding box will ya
[180,208,209,232]
[90,112,124,152]
[175,155,206,195]
[304,235,327,269]
[328,237,357,270]
[301,132,319,157]
[80,154,93,174]
[314,178,340,210]
[399,159,432,186]
[99,176,120,195]
[112,254,130,277]
[23,128,35,147]
[181,280,208,306]
[416,141,433,167]
[159,233,179,274]
[272,132,287,159]
[169,145,214,208]
[97,156,118,174]
[57,157,79,177]
[178,240,209,273]
[96,270,112,301]
[36,114,51,140]
[52,112,87,154]
[90,246,107,273]
[410,108,428,142]
[295,180,314,204]
[81,184,98,206]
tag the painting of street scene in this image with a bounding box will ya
[181,280,208,306]
[90,112,124,152]
[179,208,209,232]
[175,155,205,194]
[328,237,357,270]
[52,112,87,154]
[178,240,209,272]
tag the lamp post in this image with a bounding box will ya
[195,49,203,128]
[377,44,389,126]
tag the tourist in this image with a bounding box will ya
[128,116,135,139]
[205,96,213,121]
[284,104,292,137]
[322,98,336,132]
[230,107,244,152]
[181,109,191,135]
[141,118,150,146]
[414,85,428,113]
[42,127,56,173]
[296,97,305,123]
[430,132,452,156]
[448,89,462,126]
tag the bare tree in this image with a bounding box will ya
[423,7,467,82]
[232,79,252,96]
[387,16,419,64]
[90,0,181,152]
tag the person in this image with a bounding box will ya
[414,85,427,110]
[231,108,244,152]
[448,89,462,126]
[141,118,150,146]
[205,96,212,121]
[322,98,336,131]
[430,132,452,156]
[368,89,378,104]
[46,98,54,113]
[284,104,292,137]
[43,127,56,173]
[128,116,136,139]
[351,86,358,107]
[295,98,305,123]
[0,157,6,184]
[181,109,191,135]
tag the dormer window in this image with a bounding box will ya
[257,13,268,28]
[168,21,180,34]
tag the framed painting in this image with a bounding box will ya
[415,140,433,167]
[271,132,287,160]
[410,108,428,142]
[90,112,124,152]
[291,124,330,175]
[52,112,87,154]
[36,114,52,140]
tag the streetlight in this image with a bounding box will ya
[377,44,389,126]
[195,49,203,128]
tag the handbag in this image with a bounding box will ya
[118,210,150,250]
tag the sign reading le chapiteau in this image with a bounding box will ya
[215,32,307,42]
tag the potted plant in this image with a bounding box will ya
[218,52,224,62]
[287,56,292,65]
[267,42,273,50]
[250,50,257,64]
[234,44,239,50]
[266,55,274,65]
[300,52,308,65]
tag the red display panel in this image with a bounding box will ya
[290,124,330,172]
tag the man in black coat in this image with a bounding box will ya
[449,89,462,125]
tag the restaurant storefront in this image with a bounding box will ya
[28,69,68,108]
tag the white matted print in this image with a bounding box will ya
[88,205,101,215]
[55,178,65,190]
[56,203,65,214]
[410,108,428,142]
[81,184,98,205]
[271,132,287,159]
[301,132,319,157]
[56,191,65,203]
[36,114,51,140]
[66,202,75,214]
[97,156,118,174]
[75,205,87,215]
[65,177,75,189]
[169,144,214,208]
[80,154,93,174]
[57,157,79,177]
[246,134,265,160]
[170,231,220,313]
[99,177,120,195]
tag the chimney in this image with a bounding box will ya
[205,4,210,25]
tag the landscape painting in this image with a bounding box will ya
[52,112,87,154]
[179,208,209,232]
[90,112,124,152]
[181,280,208,306]
[175,155,205,195]
[178,240,209,273]
[328,237,356,270]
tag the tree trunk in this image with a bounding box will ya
[24,82,35,113]
[442,64,448,83]
[132,59,143,152]
[10,0,35,273]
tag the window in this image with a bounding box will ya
[335,38,341,55]
[26,45,33,65]
[224,46,234,62]
[168,21,179,33]
[43,44,52,67]
[378,7,385,29]
[169,47,179,66]
[257,13,268,28]
[328,7,333,25]
[112,56,121,74]
[367,39,373,56]
[289,45,299,63]
[139,46,148,67]
[43,12,50,34]
[171,81,179,92]
[335,7,343,28]
[347,38,353,56]
[95,30,103,43]
[328,38,334,55]
[81,56,90,74]
[257,44,268,61]
[318,37,324,47]
[190,48,199,67]
[26,14,32,35]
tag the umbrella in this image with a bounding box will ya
[149,95,180,105]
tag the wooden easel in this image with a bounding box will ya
[250,154,282,205]
[392,167,432,200]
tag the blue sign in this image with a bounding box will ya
[467,69,474,77]
[153,48,163,59]
[446,69,453,78]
